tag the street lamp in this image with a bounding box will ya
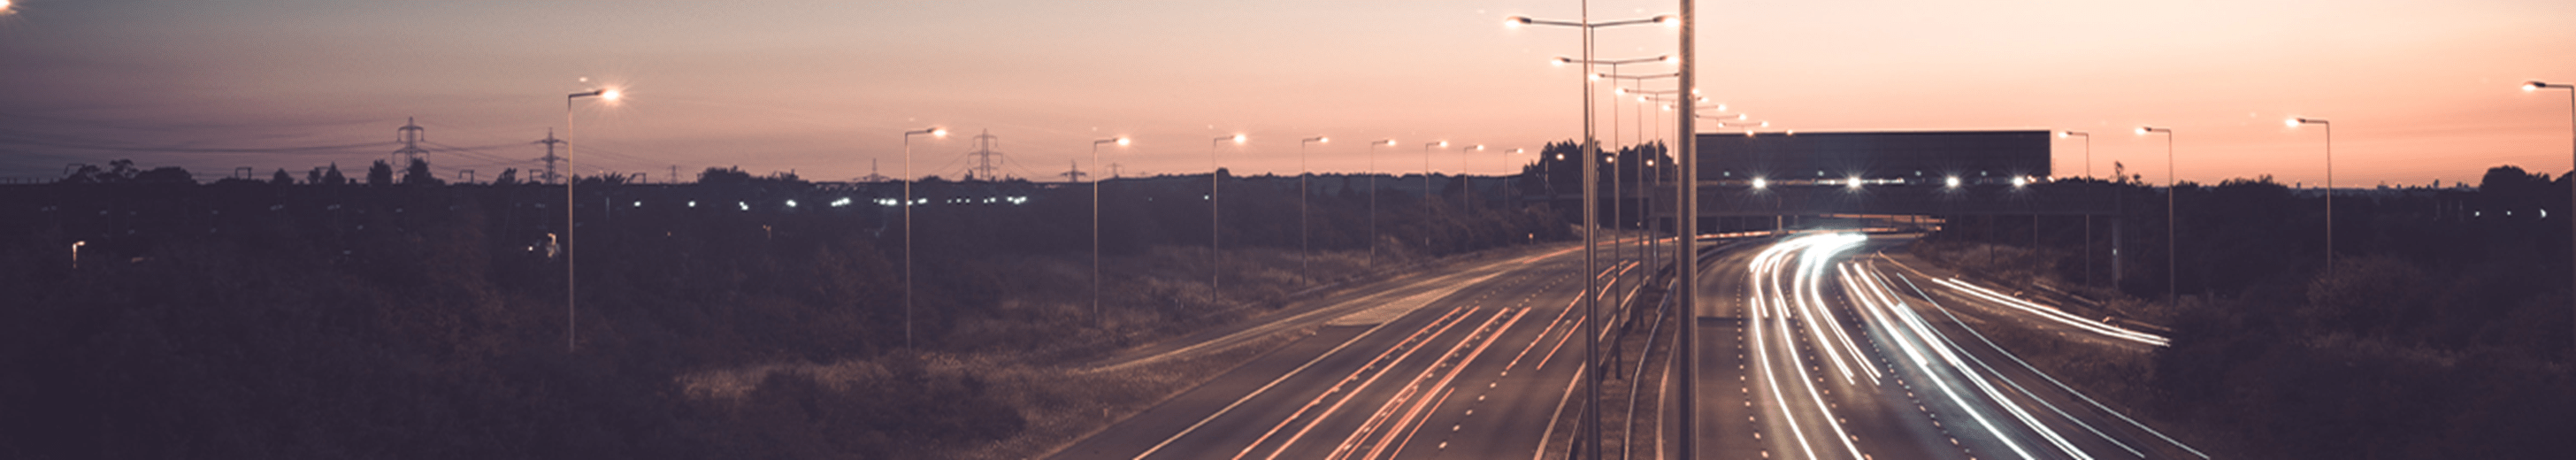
[2524,80,2574,354]
[2061,130,2097,286]
[563,87,617,353]
[2138,126,2176,304]
[903,126,947,350]
[1501,148,1526,211]
[1300,136,1328,279]
[1514,12,1676,456]
[1370,139,1394,266]
[1092,136,1129,330]
[1461,144,1484,214]
[1212,134,1246,292]
[2288,118,2333,270]
[1424,141,1446,251]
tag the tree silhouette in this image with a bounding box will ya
[402,157,443,186]
[272,168,295,185]
[493,168,518,186]
[365,160,394,186]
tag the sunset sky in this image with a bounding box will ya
[3,0,2572,188]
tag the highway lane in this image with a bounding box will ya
[1690,232,2204,460]
[1051,240,1646,460]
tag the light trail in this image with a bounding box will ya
[1840,259,2042,460]
[1928,278,2169,347]
[1884,267,2210,459]
[1228,307,1475,460]
[1745,233,1874,460]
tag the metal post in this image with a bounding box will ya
[1674,0,1698,456]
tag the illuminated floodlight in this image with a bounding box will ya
[1846,176,1863,189]
[2012,176,2029,188]
[1945,176,1961,188]
[1751,177,1768,189]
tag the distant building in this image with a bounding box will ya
[1696,130,2051,187]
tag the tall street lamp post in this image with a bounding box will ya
[1671,3,1699,456]
[1423,141,1446,251]
[2526,80,2574,354]
[564,87,617,353]
[903,126,947,350]
[1462,144,1484,215]
[2138,126,2176,304]
[1092,136,1129,330]
[1370,139,1394,267]
[1211,134,1246,292]
[1301,136,1328,279]
[2061,130,2093,286]
[1508,12,1675,456]
[2288,118,2333,270]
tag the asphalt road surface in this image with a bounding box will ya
[1054,232,2204,460]
[1052,237,1658,460]
[1687,232,2206,460]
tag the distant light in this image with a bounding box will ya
[687,201,697,207]
[786,199,797,208]
[1946,176,1962,188]
[632,201,642,207]
[738,202,749,211]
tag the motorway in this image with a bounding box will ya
[1053,231,2205,460]
[1683,232,2204,460]
[1051,236,1661,460]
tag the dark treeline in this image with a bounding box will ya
[1926,165,2573,458]
[0,161,1571,458]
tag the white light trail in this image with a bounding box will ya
[1930,279,2169,346]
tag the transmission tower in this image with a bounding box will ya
[392,117,430,177]
[1060,159,1087,183]
[533,128,566,184]
[964,129,1008,181]
[859,157,892,182]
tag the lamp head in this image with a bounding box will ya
[1655,15,1679,27]
[1438,141,1449,147]
[1116,137,1131,146]
[1317,136,1329,143]
[2058,131,2069,138]
[2527,81,2546,91]
[1506,16,1530,27]
[1660,55,1679,65]
[600,88,622,101]
[1552,57,1572,66]
[2135,126,2150,135]
[932,128,947,137]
